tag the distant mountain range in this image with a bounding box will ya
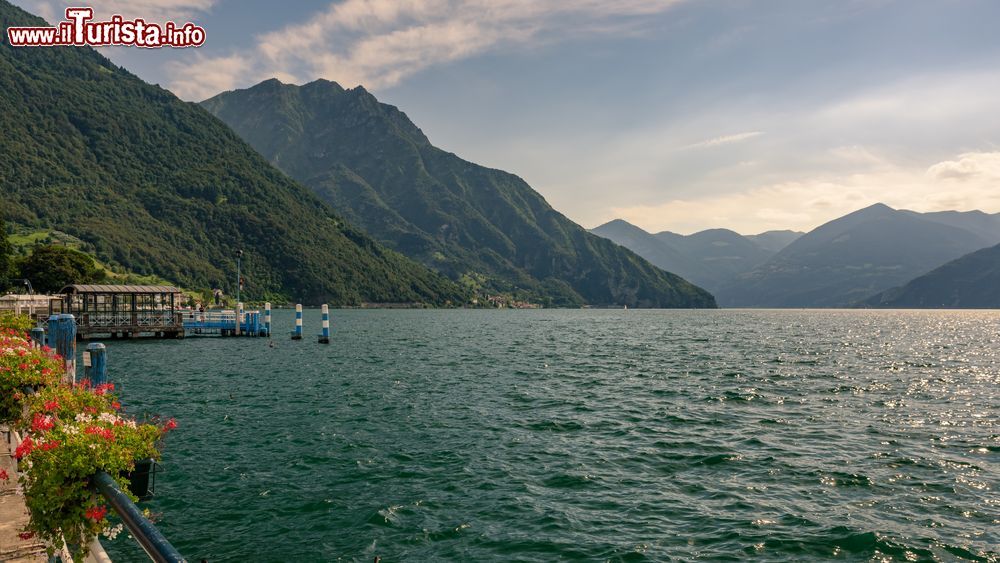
[591,220,801,295]
[594,204,1000,308]
[202,79,715,308]
[866,242,1000,308]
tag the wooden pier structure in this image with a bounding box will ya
[57,285,185,340]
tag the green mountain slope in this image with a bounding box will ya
[202,79,715,307]
[715,204,995,307]
[866,243,1000,308]
[0,1,465,305]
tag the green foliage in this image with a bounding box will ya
[202,79,717,308]
[0,326,61,424]
[16,245,106,294]
[0,213,11,290]
[0,311,34,332]
[0,1,466,306]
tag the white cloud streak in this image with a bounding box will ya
[680,131,764,150]
[166,0,683,100]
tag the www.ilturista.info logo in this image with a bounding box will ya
[7,7,205,48]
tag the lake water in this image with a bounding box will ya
[99,309,999,562]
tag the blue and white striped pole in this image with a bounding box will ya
[264,302,271,337]
[292,304,302,340]
[319,304,330,344]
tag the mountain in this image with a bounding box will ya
[0,1,466,305]
[900,209,1000,243]
[201,79,715,308]
[865,243,1000,308]
[745,230,803,253]
[589,220,711,285]
[656,228,774,285]
[590,220,781,293]
[715,203,999,307]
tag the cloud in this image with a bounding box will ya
[167,54,252,102]
[604,151,1000,235]
[927,152,1000,181]
[167,0,684,100]
[680,131,764,150]
[16,0,217,23]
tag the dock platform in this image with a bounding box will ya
[182,310,270,337]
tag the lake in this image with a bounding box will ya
[100,309,999,561]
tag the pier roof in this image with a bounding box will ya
[60,284,182,294]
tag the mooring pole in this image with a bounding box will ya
[319,304,330,344]
[31,327,45,349]
[264,302,271,337]
[84,342,108,385]
[47,315,59,349]
[57,314,77,384]
[292,304,302,340]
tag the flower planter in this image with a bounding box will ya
[125,458,156,501]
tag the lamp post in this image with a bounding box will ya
[12,278,33,295]
[235,249,243,306]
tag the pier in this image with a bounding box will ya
[56,285,185,340]
[182,302,271,337]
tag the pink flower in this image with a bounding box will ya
[18,531,35,540]
[163,418,178,432]
[43,400,59,412]
[0,469,8,481]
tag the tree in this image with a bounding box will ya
[0,214,11,291]
[16,245,106,294]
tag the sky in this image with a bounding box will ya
[12,0,1000,235]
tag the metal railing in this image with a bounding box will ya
[92,471,184,563]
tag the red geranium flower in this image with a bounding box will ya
[14,437,33,459]
[84,505,108,521]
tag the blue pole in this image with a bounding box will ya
[31,327,45,349]
[47,315,59,349]
[292,304,302,340]
[57,314,77,383]
[85,342,108,385]
[318,304,330,344]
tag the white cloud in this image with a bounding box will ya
[927,152,1000,182]
[680,131,764,150]
[167,0,684,100]
[604,151,1000,235]
[16,0,216,23]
